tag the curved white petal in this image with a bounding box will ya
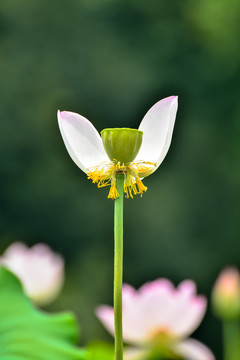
[174,339,215,360]
[135,96,178,172]
[58,110,108,173]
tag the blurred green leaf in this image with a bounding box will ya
[0,267,86,360]
[86,342,114,360]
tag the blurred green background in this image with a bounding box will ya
[1,0,240,359]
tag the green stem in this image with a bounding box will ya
[114,174,124,360]
[223,320,240,360]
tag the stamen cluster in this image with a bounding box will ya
[87,161,156,199]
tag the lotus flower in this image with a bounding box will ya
[0,242,64,305]
[96,279,215,360]
[58,96,178,199]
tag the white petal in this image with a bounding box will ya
[58,110,108,173]
[136,96,178,171]
[168,281,207,337]
[170,296,207,337]
[174,339,215,360]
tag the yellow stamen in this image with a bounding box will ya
[87,161,114,187]
[108,180,120,199]
[136,178,147,195]
[87,160,156,199]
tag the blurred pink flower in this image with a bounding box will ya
[0,242,64,306]
[96,279,215,360]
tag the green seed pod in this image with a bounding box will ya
[101,128,143,165]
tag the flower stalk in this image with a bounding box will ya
[223,320,240,360]
[114,174,124,360]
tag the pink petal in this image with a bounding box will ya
[122,284,154,343]
[95,305,115,336]
[169,285,207,337]
[178,280,197,296]
[96,297,149,345]
[122,279,177,344]
[58,110,108,173]
[132,279,202,341]
[136,96,178,170]
[122,284,138,307]
[174,339,215,360]
[139,278,174,296]
[1,242,64,305]
[96,279,207,345]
